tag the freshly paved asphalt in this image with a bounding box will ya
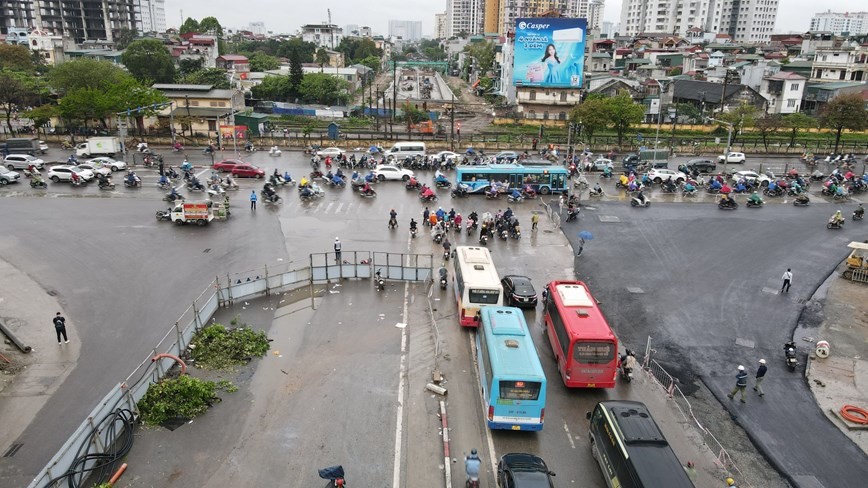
[561,199,868,487]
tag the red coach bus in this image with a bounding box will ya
[543,281,618,388]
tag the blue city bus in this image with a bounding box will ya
[456,163,569,194]
[477,306,547,431]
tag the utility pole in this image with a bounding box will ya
[450,92,455,152]
[392,61,398,124]
[376,89,380,132]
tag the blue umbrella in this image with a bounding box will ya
[369,146,380,153]
[578,231,594,241]
[466,148,476,155]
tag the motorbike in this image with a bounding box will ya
[479,232,488,246]
[420,192,437,203]
[827,217,844,229]
[854,210,864,221]
[485,190,500,200]
[374,269,385,292]
[358,187,377,198]
[23,167,40,178]
[466,219,478,234]
[619,352,637,383]
[268,147,282,157]
[439,267,448,290]
[263,192,282,204]
[406,180,422,191]
[498,228,509,240]
[165,167,180,179]
[793,196,811,207]
[61,140,74,150]
[566,208,579,222]
[388,216,398,230]
[158,180,173,190]
[164,191,184,202]
[451,186,469,198]
[784,341,797,371]
[124,176,141,188]
[222,178,240,190]
[507,193,523,203]
[318,465,347,488]
[443,250,450,261]
[432,228,444,244]
[718,199,738,210]
[172,143,184,152]
[746,199,764,208]
[70,176,87,187]
[155,208,172,221]
[98,179,115,190]
[630,196,651,207]
[410,226,418,238]
[30,179,47,189]
[186,181,205,192]
[588,188,604,197]
[435,180,452,189]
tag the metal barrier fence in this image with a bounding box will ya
[641,340,752,487]
[27,252,432,488]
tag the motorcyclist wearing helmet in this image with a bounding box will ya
[435,207,446,222]
[831,209,844,225]
[510,187,522,200]
[636,189,646,204]
[855,203,865,218]
[748,191,763,205]
[465,449,481,484]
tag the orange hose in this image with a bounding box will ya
[840,405,868,425]
[108,463,127,485]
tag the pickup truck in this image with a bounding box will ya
[170,202,214,226]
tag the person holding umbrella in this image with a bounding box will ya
[577,231,593,256]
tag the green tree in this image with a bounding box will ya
[604,93,645,146]
[781,112,815,148]
[569,96,609,142]
[359,55,380,73]
[115,27,138,49]
[315,48,330,69]
[463,41,496,74]
[250,75,293,101]
[121,39,176,83]
[180,68,230,89]
[299,72,349,105]
[675,103,701,124]
[753,115,782,152]
[199,17,224,37]
[818,93,868,153]
[179,17,201,34]
[337,37,382,64]
[718,103,759,145]
[47,58,129,94]
[0,44,34,72]
[0,70,46,132]
[288,52,304,96]
[25,104,57,135]
[179,57,205,76]
[249,52,280,72]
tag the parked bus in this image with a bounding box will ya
[543,281,618,388]
[453,246,503,327]
[456,163,569,194]
[587,400,695,488]
[477,306,547,431]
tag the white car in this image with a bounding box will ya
[731,171,773,187]
[38,140,49,153]
[718,152,746,164]
[0,167,21,185]
[591,158,614,171]
[87,157,126,172]
[647,168,687,184]
[373,164,414,181]
[433,151,460,162]
[47,165,95,182]
[76,163,112,178]
[4,154,45,170]
[316,147,344,158]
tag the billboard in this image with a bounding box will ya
[513,17,587,89]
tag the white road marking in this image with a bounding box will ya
[335,202,345,214]
[563,421,576,449]
[324,201,334,214]
[392,262,412,487]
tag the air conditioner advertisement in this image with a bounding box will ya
[513,17,587,88]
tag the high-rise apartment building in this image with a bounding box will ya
[0,0,138,42]
[138,0,167,33]
[388,20,423,41]
[496,0,590,35]
[435,12,447,39]
[810,11,868,35]
[587,0,604,30]
[447,0,485,38]
[620,0,778,43]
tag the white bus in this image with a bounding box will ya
[453,246,503,327]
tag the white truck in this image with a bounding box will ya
[75,137,122,157]
[170,202,214,226]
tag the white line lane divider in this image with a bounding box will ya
[440,400,452,488]
[563,421,576,449]
[469,333,498,483]
[392,236,412,488]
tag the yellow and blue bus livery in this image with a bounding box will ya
[477,306,547,431]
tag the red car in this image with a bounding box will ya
[212,159,245,172]
[231,164,265,178]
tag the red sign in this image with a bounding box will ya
[220,125,248,139]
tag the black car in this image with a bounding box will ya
[501,275,538,308]
[497,453,556,488]
[686,158,717,173]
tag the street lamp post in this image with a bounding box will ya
[707,117,733,174]
[651,79,666,155]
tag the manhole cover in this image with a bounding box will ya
[626,287,644,294]
[735,337,756,348]
[599,216,620,223]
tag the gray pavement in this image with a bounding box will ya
[561,200,868,487]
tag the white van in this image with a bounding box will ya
[384,142,426,159]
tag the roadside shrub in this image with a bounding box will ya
[137,375,218,425]
[189,321,270,370]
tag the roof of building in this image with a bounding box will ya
[765,71,806,80]
[784,60,814,68]
[168,107,234,118]
[808,81,868,91]
[626,58,652,64]
[591,53,612,58]
[153,84,214,91]
[66,49,124,57]
[217,54,249,62]
[673,79,743,104]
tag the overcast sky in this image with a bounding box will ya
[172,0,867,36]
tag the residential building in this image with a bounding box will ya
[152,83,246,136]
[216,54,250,73]
[171,34,219,69]
[516,86,581,120]
[497,0,590,35]
[302,66,364,91]
[601,21,615,38]
[138,0,167,33]
[388,20,423,41]
[670,79,768,116]
[248,21,266,36]
[435,13,447,39]
[344,24,360,37]
[64,48,124,64]
[484,0,499,34]
[619,0,779,43]
[496,35,516,104]
[809,11,868,35]
[1,1,138,43]
[300,23,343,49]
[802,81,867,114]
[759,71,806,114]
[587,0,605,31]
[3,27,30,45]
[28,28,75,65]
[811,46,868,82]
[447,0,484,38]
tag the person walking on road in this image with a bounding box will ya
[727,365,748,403]
[753,359,767,397]
[781,268,792,293]
[249,190,257,211]
[334,237,341,263]
[531,213,539,231]
[53,312,68,344]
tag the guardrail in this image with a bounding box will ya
[27,253,431,488]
